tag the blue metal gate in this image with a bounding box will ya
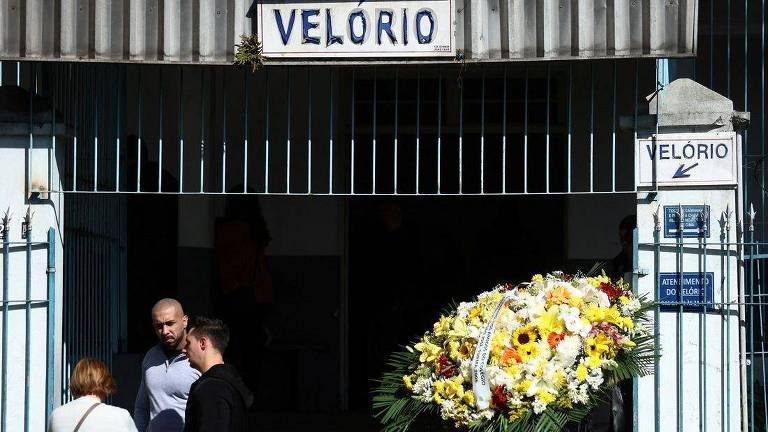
[0,211,56,432]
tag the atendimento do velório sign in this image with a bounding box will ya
[256,0,455,58]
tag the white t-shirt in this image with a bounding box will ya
[48,396,137,432]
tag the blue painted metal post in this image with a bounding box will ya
[46,228,55,422]
[24,213,32,432]
[1,218,8,432]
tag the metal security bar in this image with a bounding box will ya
[61,194,127,403]
[638,203,768,432]
[1,59,654,196]
[0,212,56,432]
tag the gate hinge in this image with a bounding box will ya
[633,268,649,277]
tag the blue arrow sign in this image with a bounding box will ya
[672,162,699,178]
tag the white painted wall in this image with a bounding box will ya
[0,129,65,431]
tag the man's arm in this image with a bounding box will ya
[133,371,150,432]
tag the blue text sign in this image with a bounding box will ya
[257,0,455,58]
[663,205,710,238]
[636,133,738,187]
[658,272,715,310]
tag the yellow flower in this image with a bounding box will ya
[518,343,540,362]
[432,381,445,404]
[447,340,462,361]
[536,305,564,338]
[584,333,614,366]
[449,317,469,338]
[622,338,637,348]
[537,388,556,404]
[584,304,608,323]
[491,330,511,359]
[618,295,631,305]
[546,285,572,305]
[443,379,465,399]
[552,370,566,389]
[462,390,475,406]
[575,363,588,381]
[433,316,452,335]
[403,375,414,390]
[504,364,521,378]
[414,338,441,363]
[516,379,533,393]
[532,274,545,283]
[604,306,622,326]
[512,327,537,348]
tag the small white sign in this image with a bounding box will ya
[256,0,455,58]
[635,132,738,187]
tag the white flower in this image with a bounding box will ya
[488,366,515,390]
[620,298,641,315]
[413,376,434,398]
[498,309,522,333]
[560,305,591,337]
[583,285,611,308]
[458,360,473,382]
[585,369,604,390]
[532,399,548,414]
[554,335,581,368]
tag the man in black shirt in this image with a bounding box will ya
[184,316,254,432]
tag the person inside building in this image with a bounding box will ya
[134,299,201,432]
[48,358,137,432]
[183,316,254,432]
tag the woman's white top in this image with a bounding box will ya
[48,396,138,432]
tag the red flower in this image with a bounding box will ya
[491,386,509,410]
[600,282,622,300]
[437,354,457,378]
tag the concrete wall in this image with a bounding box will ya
[0,125,65,430]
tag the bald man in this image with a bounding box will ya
[134,299,201,432]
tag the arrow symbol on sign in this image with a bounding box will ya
[673,163,699,179]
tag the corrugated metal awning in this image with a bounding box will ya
[0,0,697,64]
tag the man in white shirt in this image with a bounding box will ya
[134,299,201,432]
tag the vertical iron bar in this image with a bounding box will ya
[159,67,164,192]
[28,64,35,196]
[524,66,529,193]
[179,67,185,192]
[243,70,248,193]
[416,68,421,194]
[93,66,99,192]
[286,68,292,193]
[73,65,79,192]
[611,61,617,192]
[394,69,399,194]
[545,64,550,193]
[437,69,442,194]
[677,204,684,432]
[502,65,507,194]
[222,70,228,193]
[46,228,55,421]
[590,63,595,192]
[136,67,142,192]
[200,68,206,193]
[480,68,485,193]
[264,69,270,193]
[727,0,731,98]
[2,223,9,432]
[568,62,573,193]
[372,67,376,194]
[654,208,661,432]
[307,68,312,194]
[701,209,708,432]
[24,220,32,432]
[749,223,756,432]
[115,66,121,192]
[351,70,355,194]
[459,73,463,194]
[634,61,639,192]
[329,69,334,194]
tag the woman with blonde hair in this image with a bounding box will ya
[48,358,137,432]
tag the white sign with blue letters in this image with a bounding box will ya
[256,0,455,58]
[635,132,738,187]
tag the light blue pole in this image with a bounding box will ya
[46,228,55,422]
[24,218,32,432]
[1,221,9,432]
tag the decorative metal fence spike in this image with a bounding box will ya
[0,207,10,240]
[21,206,34,239]
[653,205,661,232]
[748,203,757,232]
